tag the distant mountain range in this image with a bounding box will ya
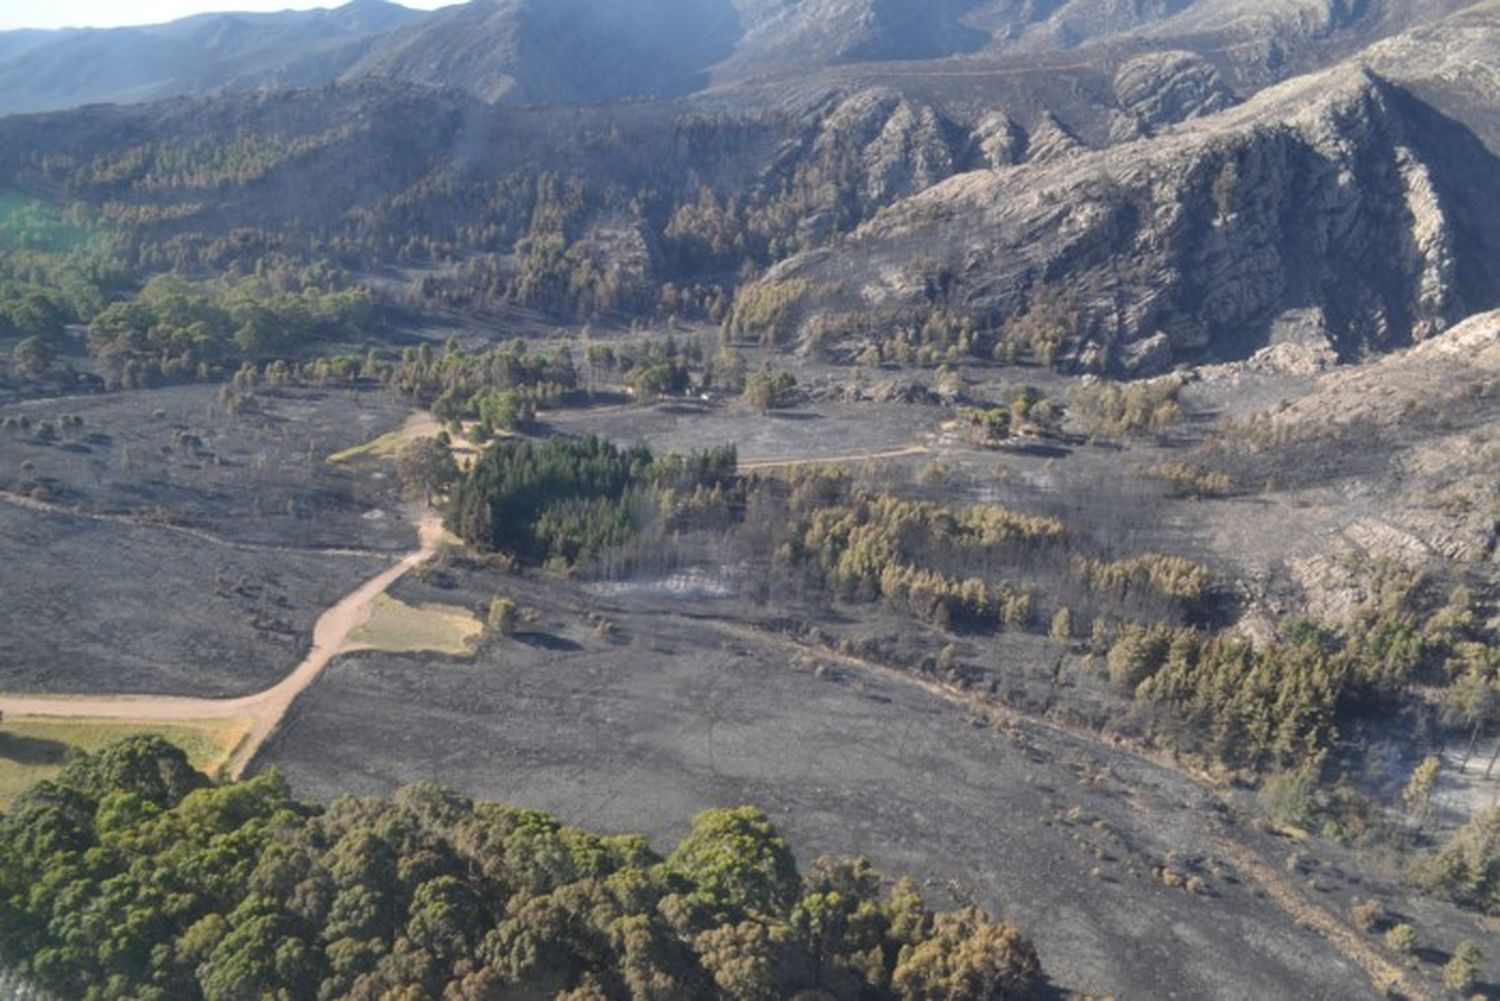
[0,1,423,114]
[0,0,1476,115]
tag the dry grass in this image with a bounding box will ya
[349,594,483,656]
[0,716,253,808]
[327,430,409,464]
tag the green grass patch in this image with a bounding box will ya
[0,716,251,809]
[350,594,483,655]
[327,430,409,464]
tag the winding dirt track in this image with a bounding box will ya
[738,444,930,470]
[0,489,386,559]
[0,512,445,778]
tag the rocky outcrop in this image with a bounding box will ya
[1113,50,1237,133]
[1260,310,1500,617]
[0,0,1476,115]
[1121,332,1174,375]
[757,37,1500,368]
[971,110,1028,168]
[1024,112,1084,164]
[1264,308,1500,427]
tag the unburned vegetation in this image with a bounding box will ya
[350,594,483,656]
[0,737,1045,1001]
[0,717,249,809]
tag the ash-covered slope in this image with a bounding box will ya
[752,6,1500,369]
[1206,307,1500,625]
[979,0,1470,61]
[712,0,990,72]
[5,1,1498,348]
[0,77,967,296]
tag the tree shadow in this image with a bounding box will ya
[0,731,70,766]
[1414,944,1450,967]
[1002,442,1071,459]
[514,631,583,652]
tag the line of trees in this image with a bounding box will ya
[86,268,376,389]
[774,472,1066,631]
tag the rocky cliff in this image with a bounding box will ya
[1113,51,1237,135]
[751,11,1500,369]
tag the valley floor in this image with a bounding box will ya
[0,360,1495,998]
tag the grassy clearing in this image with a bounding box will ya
[0,716,252,808]
[327,430,409,464]
[329,412,491,469]
[350,594,483,656]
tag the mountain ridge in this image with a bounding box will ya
[0,0,1481,116]
[745,10,1500,369]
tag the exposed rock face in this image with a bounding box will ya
[1394,145,1458,342]
[1122,332,1174,375]
[1024,112,1083,164]
[1265,308,1500,429]
[1113,50,1237,133]
[971,110,1028,168]
[0,0,1476,115]
[759,24,1500,368]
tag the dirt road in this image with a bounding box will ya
[0,510,445,777]
[738,444,930,470]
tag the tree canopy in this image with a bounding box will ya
[0,737,1047,1001]
[450,435,738,566]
